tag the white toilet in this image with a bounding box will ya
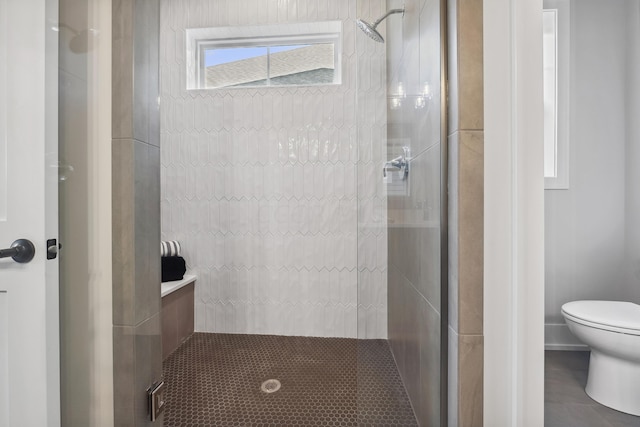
[561,300,640,416]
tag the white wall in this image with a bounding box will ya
[160,0,388,338]
[545,0,640,349]
[484,0,545,423]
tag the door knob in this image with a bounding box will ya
[0,239,36,263]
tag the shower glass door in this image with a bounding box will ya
[356,0,444,425]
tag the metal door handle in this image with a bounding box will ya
[0,239,36,263]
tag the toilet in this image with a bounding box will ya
[561,300,640,416]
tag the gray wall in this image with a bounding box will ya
[385,0,443,425]
[625,2,640,306]
[112,0,162,425]
[544,0,640,349]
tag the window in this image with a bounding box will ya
[543,1,570,189]
[186,22,342,90]
[543,10,558,179]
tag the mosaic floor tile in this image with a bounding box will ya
[163,333,417,426]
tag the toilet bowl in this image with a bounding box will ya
[561,300,640,416]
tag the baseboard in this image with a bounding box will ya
[545,343,589,351]
[545,323,589,351]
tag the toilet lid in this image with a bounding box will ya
[562,301,640,333]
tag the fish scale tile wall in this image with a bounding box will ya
[160,0,388,338]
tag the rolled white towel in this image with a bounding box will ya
[161,240,181,257]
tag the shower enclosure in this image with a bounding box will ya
[156,0,447,425]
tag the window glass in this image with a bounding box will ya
[187,21,342,90]
[543,10,558,178]
[268,43,335,86]
[203,46,268,88]
[543,1,570,190]
[203,43,336,89]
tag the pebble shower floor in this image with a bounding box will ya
[162,333,419,426]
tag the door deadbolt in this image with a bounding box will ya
[47,239,61,260]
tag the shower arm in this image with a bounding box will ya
[372,8,405,28]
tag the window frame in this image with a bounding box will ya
[543,1,570,190]
[186,21,343,90]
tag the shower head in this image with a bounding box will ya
[356,7,405,43]
[356,19,385,43]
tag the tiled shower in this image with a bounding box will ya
[110,0,449,425]
[50,0,491,420]
[157,0,445,425]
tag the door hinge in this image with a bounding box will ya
[148,381,165,422]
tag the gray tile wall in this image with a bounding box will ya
[112,0,162,425]
[161,283,195,360]
[386,0,443,425]
[447,0,484,425]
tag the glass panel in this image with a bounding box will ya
[159,1,444,425]
[203,43,336,88]
[361,0,443,424]
[269,44,335,86]
[203,46,268,88]
[187,21,342,89]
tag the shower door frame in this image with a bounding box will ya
[439,0,450,425]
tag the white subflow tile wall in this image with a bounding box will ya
[160,0,388,338]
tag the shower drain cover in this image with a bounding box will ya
[261,379,282,393]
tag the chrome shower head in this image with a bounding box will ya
[356,7,405,43]
[356,19,385,43]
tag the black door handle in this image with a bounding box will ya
[0,239,36,263]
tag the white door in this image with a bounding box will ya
[0,0,60,426]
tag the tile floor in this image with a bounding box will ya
[163,333,418,426]
[545,350,640,427]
